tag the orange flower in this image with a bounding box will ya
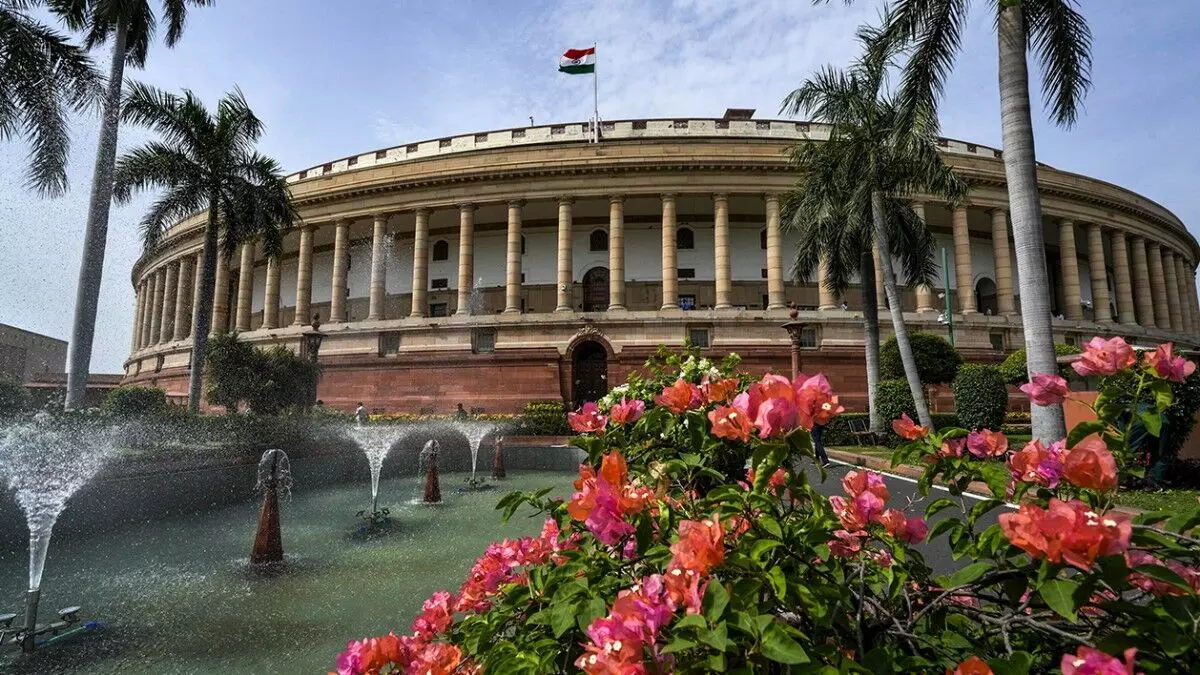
[999,498,1131,570]
[967,429,1008,458]
[670,517,725,575]
[708,405,753,443]
[948,656,993,675]
[795,373,844,430]
[891,413,929,440]
[1063,438,1118,492]
[701,375,741,403]
[757,373,796,403]
[841,470,890,503]
[655,378,702,414]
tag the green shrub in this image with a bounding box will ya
[930,413,960,430]
[880,332,962,385]
[952,364,1009,431]
[518,401,570,436]
[102,386,170,417]
[205,333,318,414]
[875,379,917,427]
[0,375,30,418]
[997,343,1081,385]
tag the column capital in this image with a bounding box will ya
[660,192,677,201]
[507,199,526,209]
[988,206,1007,215]
[712,192,728,202]
[372,212,391,224]
[609,195,624,205]
[763,192,779,203]
[556,195,574,206]
[457,202,476,213]
[334,218,350,227]
[413,207,431,217]
[1059,218,1076,227]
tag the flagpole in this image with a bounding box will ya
[592,42,599,143]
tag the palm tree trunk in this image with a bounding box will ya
[860,253,882,432]
[998,5,1066,442]
[187,200,220,413]
[872,192,933,429]
[64,19,128,409]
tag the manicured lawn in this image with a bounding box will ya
[1116,489,1200,514]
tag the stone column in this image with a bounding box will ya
[1058,220,1083,320]
[952,205,976,314]
[330,220,350,323]
[1086,224,1111,323]
[1188,267,1200,334]
[455,204,475,315]
[1109,230,1136,325]
[1130,236,1154,328]
[913,202,936,312]
[991,209,1016,315]
[148,268,165,345]
[1174,256,1193,333]
[263,256,280,329]
[211,244,231,335]
[555,198,574,312]
[713,193,732,310]
[190,251,203,336]
[411,208,431,317]
[367,213,389,321]
[160,262,178,343]
[765,194,785,310]
[131,284,145,352]
[873,244,887,310]
[173,256,193,340]
[140,279,155,348]
[235,241,255,331]
[818,253,837,310]
[660,193,678,310]
[293,225,315,326]
[608,196,626,311]
[1163,249,1183,331]
[1148,243,1170,329]
[504,200,524,313]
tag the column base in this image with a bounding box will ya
[554,306,573,313]
[714,304,733,310]
[766,303,787,311]
[661,304,681,311]
[818,305,838,311]
[503,307,521,314]
[366,314,382,322]
[607,305,627,312]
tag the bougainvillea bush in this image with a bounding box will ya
[335,340,1200,674]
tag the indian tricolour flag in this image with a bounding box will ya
[558,47,596,74]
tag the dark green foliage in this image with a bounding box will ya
[102,386,169,417]
[952,364,1009,431]
[880,332,961,385]
[204,333,317,414]
[519,401,570,436]
[875,379,917,427]
[0,376,31,417]
[204,332,259,413]
[997,343,1081,385]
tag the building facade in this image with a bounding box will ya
[0,323,66,383]
[122,115,1200,412]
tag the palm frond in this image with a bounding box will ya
[121,81,211,152]
[112,141,204,202]
[140,184,205,251]
[1025,0,1092,128]
[883,199,938,288]
[215,86,264,149]
[889,0,969,133]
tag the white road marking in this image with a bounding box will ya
[825,458,1017,509]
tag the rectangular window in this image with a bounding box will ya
[431,278,448,290]
[472,329,496,354]
[406,143,419,153]
[512,129,526,138]
[1064,335,1076,347]
[677,268,696,279]
[799,327,817,348]
[438,138,452,148]
[762,294,769,309]
[679,295,696,311]
[688,328,710,349]
[379,332,401,356]
[155,355,164,373]
[375,150,388,159]
[347,156,358,166]
[474,133,488,142]
[761,268,768,279]
[989,332,1005,352]
[429,303,448,317]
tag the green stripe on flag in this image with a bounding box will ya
[559,64,595,74]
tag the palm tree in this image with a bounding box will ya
[112,83,296,413]
[817,0,1092,442]
[782,22,967,430]
[59,0,212,409]
[0,0,100,194]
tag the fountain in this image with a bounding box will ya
[491,436,506,479]
[0,414,114,652]
[250,449,291,566]
[345,423,408,517]
[421,440,442,504]
[452,420,496,490]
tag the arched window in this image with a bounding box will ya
[760,229,768,250]
[677,227,695,250]
[590,229,608,252]
[432,240,449,262]
[521,235,527,255]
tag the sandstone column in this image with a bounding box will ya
[131,284,145,352]
[330,220,350,322]
[368,214,389,321]
[1109,230,1135,325]
[211,243,231,334]
[504,200,524,313]
[293,225,315,325]
[263,256,280,329]
[608,196,626,311]
[1189,267,1200,333]
[1130,236,1154,328]
[555,197,574,312]
[148,268,165,345]
[1148,243,1170,329]
[1086,224,1111,323]
[160,262,178,343]
[765,194,785,310]
[410,209,430,317]
[913,202,936,312]
[455,204,475,315]
[873,244,887,310]
[713,193,732,309]
[1058,220,1083,320]
[660,193,678,310]
[173,256,193,340]
[1174,256,1194,333]
[818,253,837,310]
[190,251,203,336]
[235,241,255,331]
[952,205,976,314]
[140,278,155,348]
[1163,249,1182,331]
[991,209,1016,315]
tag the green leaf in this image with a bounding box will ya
[1147,379,1174,412]
[968,499,1006,528]
[758,515,783,538]
[759,621,809,664]
[661,636,697,655]
[925,497,959,520]
[937,561,993,589]
[698,621,729,651]
[1066,420,1106,448]
[749,539,783,562]
[766,566,787,600]
[703,581,730,622]
[675,614,707,632]
[1132,564,1195,593]
[928,517,961,541]
[577,595,607,632]
[550,597,576,637]
[1040,578,1081,621]
[977,463,1010,500]
[1140,410,1162,437]
[988,651,1034,675]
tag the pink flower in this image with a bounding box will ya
[903,516,929,544]
[1126,551,1200,596]
[609,398,645,426]
[1008,439,1066,488]
[753,396,798,438]
[794,373,844,430]
[949,656,994,675]
[1146,342,1196,383]
[1072,336,1136,377]
[664,566,707,615]
[999,498,1131,571]
[877,509,928,544]
[410,591,455,639]
[828,529,866,558]
[1063,438,1119,492]
[967,429,1008,458]
[1020,373,1070,406]
[933,436,967,460]
[709,405,753,443]
[892,412,929,440]
[568,402,608,433]
[732,383,765,422]
[872,549,894,568]
[654,379,702,414]
[1060,646,1138,675]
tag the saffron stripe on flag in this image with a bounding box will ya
[563,47,595,59]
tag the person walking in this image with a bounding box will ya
[812,423,830,467]
[355,402,369,425]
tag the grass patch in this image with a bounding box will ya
[1116,490,1200,513]
[830,445,894,459]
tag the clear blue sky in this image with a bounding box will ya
[1,0,1196,372]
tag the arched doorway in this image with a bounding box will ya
[976,277,998,315]
[573,341,608,406]
[582,267,609,312]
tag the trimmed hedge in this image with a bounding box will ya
[518,401,570,436]
[880,332,962,385]
[102,386,170,417]
[998,343,1081,385]
[952,364,1008,431]
[875,379,917,427]
[0,375,30,418]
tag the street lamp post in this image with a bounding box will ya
[940,247,955,348]
[781,307,807,380]
[301,315,324,407]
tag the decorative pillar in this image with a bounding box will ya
[211,243,231,335]
[131,284,145,352]
[330,220,350,323]
[263,256,280,329]
[713,193,732,310]
[173,257,193,340]
[952,205,976,314]
[1109,230,1136,325]
[1163,249,1183,331]
[1189,267,1200,334]
[160,262,177,343]
[293,225,315,326]
[608,196,626,311]
[140,279,155,348]
[148,268,165,345]
[504,200,524,313]
[872,244,887,310]
[1058,220,1083,320]
[1174,256,1194,333]
[660,193,678,310]
[991,209,1016,315]
[455,204,475,315]
[190,251,202,336]
[411,208,430,317]
[1130,236,1154,328]
[913,202,936,312]
[1148,243,1170,329]
[765,194,785,310]
[367,213,389,321]
[1086,224,1111,323]
[555,197,574,312]
[235,241,255,331]
[817,253,837,310]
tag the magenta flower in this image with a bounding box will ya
[1060,646,1138,675]
[1146,342,1197,383]
[1072,336,1136,377]
[753,396,798,438]
[609,397,646,425]
[967,429,1008,458]
[1020,372,1070,406]
[568,401,608,433]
